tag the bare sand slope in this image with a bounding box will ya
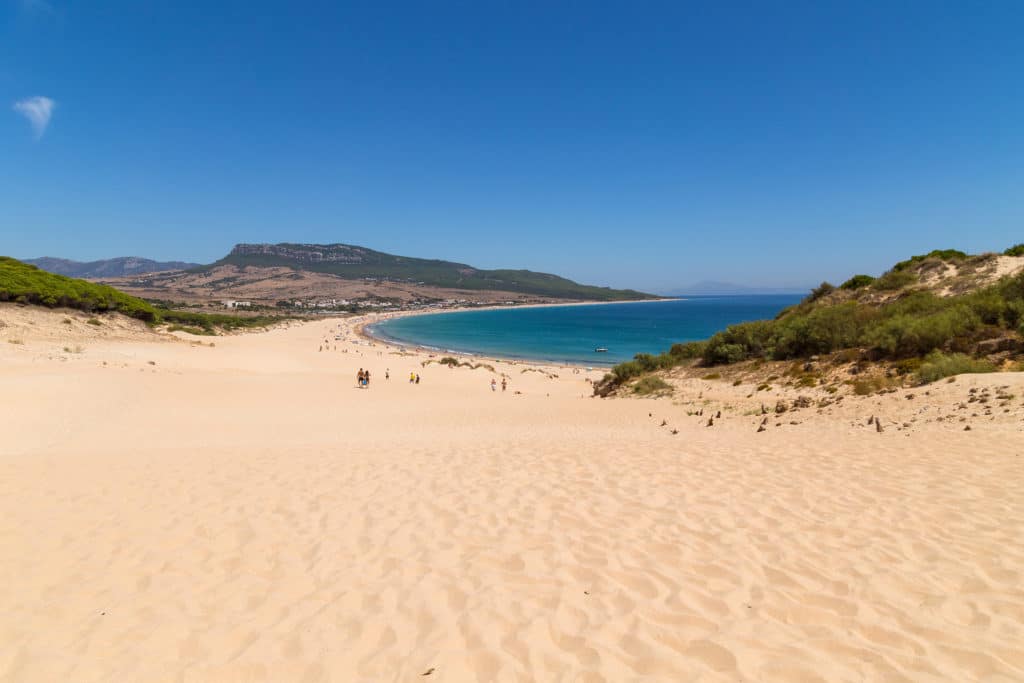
[1,309,1023,682]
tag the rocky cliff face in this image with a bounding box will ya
[230,243,372,264]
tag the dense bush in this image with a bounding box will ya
[872,268,918,291]
[703,320,774,363]
[841,274,876,290]
[160,310,281,333]
[633,376,672,395]
[772,302,868,357]
[806,281,836,302]
[1003,244,1024,257]
[892,249,967,272]
[917,351,995,383]
[668,341,706,359]
[865,305,979,357]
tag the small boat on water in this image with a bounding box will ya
[594,347,609,353]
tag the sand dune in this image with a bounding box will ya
[2,306,1022,681]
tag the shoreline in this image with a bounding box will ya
[352,298,682,369]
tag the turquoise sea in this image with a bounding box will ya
[367,295,803,365]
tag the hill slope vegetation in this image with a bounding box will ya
[598,248,1024,393]
[212,243,655,301]
[0,257,282,333]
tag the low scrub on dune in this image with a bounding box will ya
[167,324,214,336]
[158,309,282,334]
[633,376,672,396]
[872,268,918,291]
[916,351,995,384]
[595,246,1024,396]
[841,274,876,290]
[424,356,495,372]
[1,256,290,335]
[686,270,1022,366]
[891,249,968,272]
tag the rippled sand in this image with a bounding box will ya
[2,308,1022,681]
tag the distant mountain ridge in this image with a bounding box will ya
[665,280,812,296]
[26,256,199,279]
[212,242,655,301]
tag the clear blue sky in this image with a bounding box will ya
[3,1,1022,292]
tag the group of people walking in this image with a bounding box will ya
[356,367,509,391]
[355,367,422,387]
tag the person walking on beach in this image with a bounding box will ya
[357,368,365,388]
[365,370,371,387]
[501,378,507,392]
[409,371,416,383]
[385,368,390,380]
[491,379,497,392]
[415,373,421,384]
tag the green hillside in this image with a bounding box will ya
[598,248,1024,393]
[0,256,282,333]
[212,243,656,301]
[1,256,160,320]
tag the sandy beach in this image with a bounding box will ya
[2,305,1023,682]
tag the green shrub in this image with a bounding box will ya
[86,318,102,326]
[610,360,642,383]
[873,268,918,290]
[158,310,280,333]
[772,302,867,358]
[852,379,878,395]
[917,351,995,383]
[633,376,672,396]
[701,372,721,380]
[167,324,211,336]
[1004,244,1024,257]
[892,358,922,375]
[1003,300,1024,329]
[632,353,664,373]
[892,249,967,272]
[806,281,836,303]
[703,320,774,364]
[668,341,706,359]
[866,305,979,357]
[965,289,1008,325]
[706,342,747,365]
[841,274,876,290]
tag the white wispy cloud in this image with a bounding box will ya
[13,96,56,139]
